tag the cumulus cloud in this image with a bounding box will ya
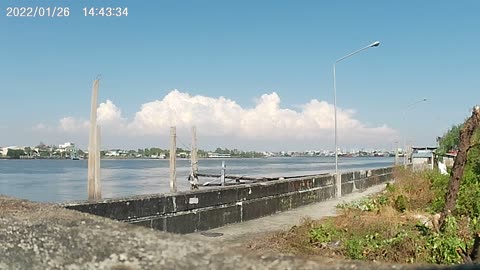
[59,117,89,132]
[97,100,126,127]
[54,90,397,149]
[129,90,244,136]
[56,100,125,133]
[128,90,396,142]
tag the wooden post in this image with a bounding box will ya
[221,161,226,186]
[94,125,101,200]
[407,143,412,169]
[169,126,177,193]
[190,126,199,189]
[394,141,399,165]
[430,152,435,170]
[88,79,99,201]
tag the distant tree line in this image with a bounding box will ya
[6,149,25,159]
[128,147,264,158]
[213,147,265,158]
[2,143,265,159]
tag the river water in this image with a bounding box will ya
[0,157,394,203]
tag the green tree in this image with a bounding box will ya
[36,142,47,149]
[78,149,86,159]
[198,149,208,158]
[437,124,462,156]
[7,149,25,159]
[24,147,32,157]
[436,110,480,220]
[150,148,164,156]
[128,150,136,157]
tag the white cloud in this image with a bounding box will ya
[53,90,397,149]
[59,117,89,133]
[33,123,47,130]
[56,100,125,133]
[97,99,126,127]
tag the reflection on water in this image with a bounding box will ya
[0,157,394,203]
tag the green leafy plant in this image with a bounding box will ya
[309,221,340,244]
[345,237,365,260]
[394,195,408,213]
[425,217,466,264]
[337,196,388,212]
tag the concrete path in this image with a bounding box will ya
[187,182,390,246]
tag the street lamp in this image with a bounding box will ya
[402,98,427,166]
[333,41,380,179]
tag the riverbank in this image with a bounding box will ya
[249,168,480,266]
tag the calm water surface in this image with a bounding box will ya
[0,157,394,203]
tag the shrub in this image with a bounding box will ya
[254,167,480,265]
[309,221,340,244]
[425,216,468,264]
[394,195,408,213]
[425,170,449,213]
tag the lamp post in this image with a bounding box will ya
[333,41,380,179]
[402,98,427,166]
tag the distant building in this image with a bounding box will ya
[105,150,120,157]
[443,150,457,167]
[208,153,231,158]
[263,151,275,157]
[0,146,22,156]
[177,152,189,158]
[105,149,130,157]
[55,142,76,158]
[59,142,75,149]
[411,146,437,171]
[150,154,166,159]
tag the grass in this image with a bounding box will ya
[248,167,480,265]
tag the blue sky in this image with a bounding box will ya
[1,1,479,151]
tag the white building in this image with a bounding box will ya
[208,153,231,158]
[59,142,75,149]
[0,146,24,156]
[105,150,120,157]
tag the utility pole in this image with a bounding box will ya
[94,125,101,199]
[394,141,399,165]
[190,126,199,190]
[221,161,226,186]
[169,126,177,193]
[88,78,101,201]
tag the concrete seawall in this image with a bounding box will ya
[64,166,394,234]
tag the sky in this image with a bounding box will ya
[1,0,479,151]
